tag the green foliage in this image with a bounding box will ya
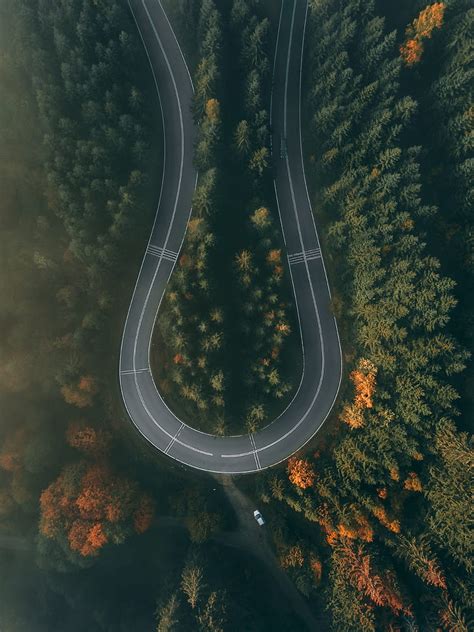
[233,0,271,178]
[156,0,227,429]
[155,556,228,632]
[194,0,222,116]
[156,0,298,433]
[156,592,180,632]
[426,421,473,572]
[411,0,474,417]
[257,1,473,629]
[235,208,294,429]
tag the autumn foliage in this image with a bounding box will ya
[40,460,154,557]
[372,506,400,534]
[133,494,155,534]
[310,555,323,584]
[336,541,409,615]
[250,206,271,229]
[280,544,305,569]
[61,375,98,408]
[0,428,26,473]
[337,514,374,543]
[205,98,220,123]
[403,472,423,492]
[340,358,377,429]
[287,457,316,489]
[400,38,423,65]
[401,3,446,66]
[413,2,445,37]
[66,421,110,455]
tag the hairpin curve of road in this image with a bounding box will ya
[119,0,343,474]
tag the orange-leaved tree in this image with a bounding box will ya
[403,472,423,492]
[39,460,154,560]
[205,98,220,124]
[400,38,424,65]
[401,3,446,66]
[412,2,445,38]
[61,375,98,408]
[66,421,111,456]
[340,358,377,429]
[335,540,410,615]
[287,456,316,489]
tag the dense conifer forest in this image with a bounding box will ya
[254,1,473,630]
[153,0,299,434]
[0,0,472,630]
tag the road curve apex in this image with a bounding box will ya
[119,0,342,474]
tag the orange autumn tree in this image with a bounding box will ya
[403,472,423,492]
[61,375,98,408]
[372,506,400,534]
[400,38,423,65]
[337,511,374,543]
[340,358,377,429]
[39,460,154,561]
[401,3,446,66]
[66,421,111,456]
[396,534,447,590]
[310,554,323,585]
[287,456,316,489]
[413,2,445,38]
[335,540,410,616]
[205,98,220,124]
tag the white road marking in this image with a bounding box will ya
[119,0,341,473]
[157,0,195,91]
[137,0,318,461]
[120,368,150,375]
[147,245,178,261]
[288,248,321,265]
[164,423,185,454]
[283,0,297,139]
[148,244,178,256]
[119,0,167,377]
[221,451,254,458]
[269,0,285,126]
[127,1,212,458]
[255,0,326,455]
[249,434,262,470]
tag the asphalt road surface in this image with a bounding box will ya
[120,0,342,474]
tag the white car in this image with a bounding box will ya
[253,510,265,526]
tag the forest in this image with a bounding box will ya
[253,0,473,630]
[0,0,472,630]
[152,0,300,435]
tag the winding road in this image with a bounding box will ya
[120,0,342,474]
